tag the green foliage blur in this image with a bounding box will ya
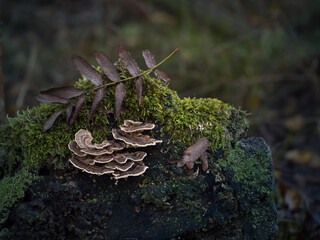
[1,0,319,111]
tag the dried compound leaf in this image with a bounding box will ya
[69,95,86,126]
[36,93,68,104]
[142,49,156,68]
[40,86,86,99]
[72,55,104,86]
[88,88,106,122]
[118,45,140,76]
[115,82,126,119]
[155,69,170,82]
[43,110,64,132]
[94,51,120,82]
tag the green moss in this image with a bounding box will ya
[0,65,248,215]
[218,138,276,239]
[0,228,12,239]
[0,72,247,176]
[134,174,207,211]
[243,201,277,240]
[218,141,273,206]
[0,167,38,213]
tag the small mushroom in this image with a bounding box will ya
[199,151,208,171]
[170,137,210,171]
[112,129,162,147]
[120,120,155,133]
[113,165,148,179]
[69,154,114,175]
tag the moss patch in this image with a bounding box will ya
[218,137,277,239]
[0,167,38,223]
[134,174,207,211]
[0,74,247,176]
[0,67,248,219]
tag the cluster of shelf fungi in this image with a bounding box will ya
[68,120,162,179]
[68,120,210,179]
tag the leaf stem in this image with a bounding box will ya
[90,48,180,92]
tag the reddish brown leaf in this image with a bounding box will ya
[94,51,120,82]
[135,77,143,105]
[142,49,156,68]
[115,82,126,119]
[40,86,86,99]
[118,46,144,106]
[69,95,86,126]
[155,69,170,82]
[117,45,140,76]
[43,110,64,132]
[66,104,73,127]
[72,55,104,86]
[36,93,68,104]
[88,88,106,122]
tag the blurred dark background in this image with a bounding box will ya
[1,0,320,239]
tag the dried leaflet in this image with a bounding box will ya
[36,93,68,104]
[135,77,143,105]
[118,45,140,76]
[142,49,170,82]
[115,82,126,119]
[155,69,170,83]
[40,86,86,99]
[72,55,104,86]
[69,95,86,126]
[118,45,143,105]
[142,49,156,68]
[66,104,73,127]
[43,110,64,132]
[94,51,120,82]
[88,88,106,122]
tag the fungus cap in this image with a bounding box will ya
[69,154,114,175]
[75,129,93,149]
[112,129,162,147]
[104,160,135,171]
[113,165,148,179]
[68,140,87,157]
[120,120,155,133]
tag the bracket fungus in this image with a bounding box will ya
[68,120,161,179]
[169,137,210,171]
[112,120,162,147]
[119,120,155,133]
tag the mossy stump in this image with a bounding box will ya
[0,76,276,239]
